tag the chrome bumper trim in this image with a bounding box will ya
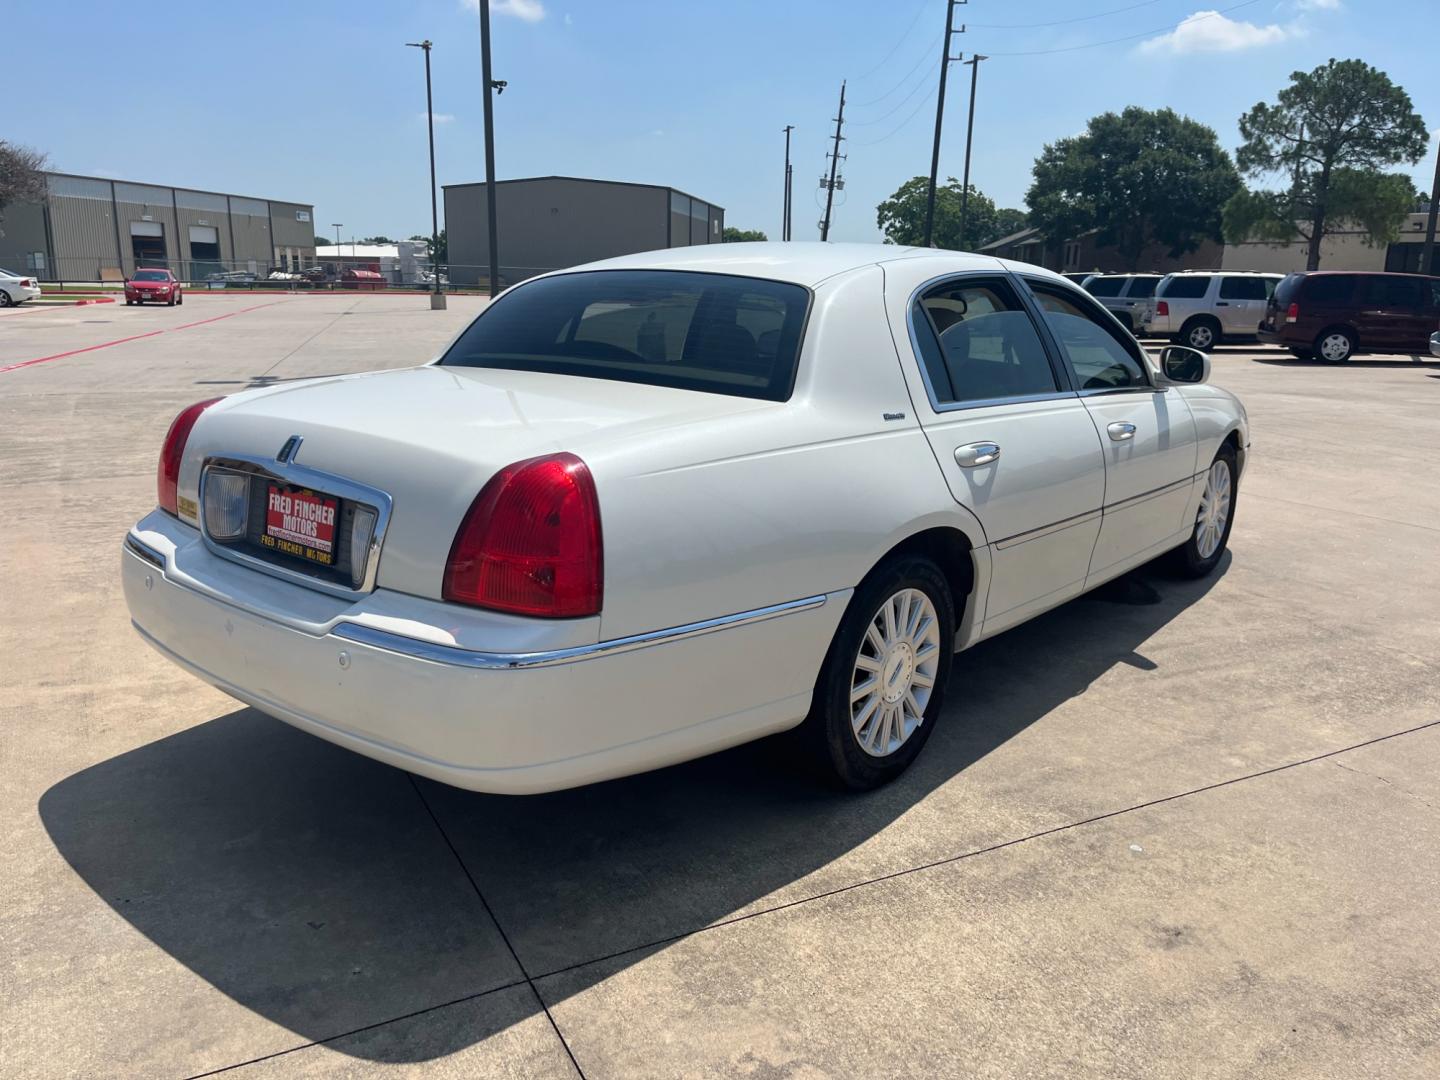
[331,594,829,671]
[125,533,166,569]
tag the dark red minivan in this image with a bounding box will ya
[1258,271,1440,361]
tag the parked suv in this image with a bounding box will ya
[1140,271,1282,350]
[1258,271,1440,362]
[1081,273,1163,332]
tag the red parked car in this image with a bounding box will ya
[125,269,184,306]
[1258,271,1440,361]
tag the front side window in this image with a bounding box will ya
[1159,275,1211,299]
[1361,275,1424,310]
[1219,276,1268,300]
[1027,281,1149,392]
[911,277,1060,406]
[439,270,809,401]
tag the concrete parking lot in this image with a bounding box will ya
[3,292,1438,1078]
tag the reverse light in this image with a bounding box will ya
[202,471,249,539]
[1155,301,1169,317]
[158,398,222,516]
[443,452,603,618]
[1285,302,1299,324]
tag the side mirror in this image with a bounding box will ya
[1158,345,1209,385]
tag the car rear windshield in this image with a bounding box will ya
[133,270,169,281]
[1272,273,1305,306]
[1158,275,1210,299]
[439,270,811,401]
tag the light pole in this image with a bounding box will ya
[956,54,987,250]
[782,125,794,241]
[331,224,342,287]
[407,39,446,309]
[477,0,503,298]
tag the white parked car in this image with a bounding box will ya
[1139,270,1282,350]
[123,244,1248,794]
[0,267,42,306]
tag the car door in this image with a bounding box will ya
[1359,275,1430,352]
[1121,276,1160,330]
[1021,277,1200,584]
[1216,275,1268,336]
[896,272,1108,634]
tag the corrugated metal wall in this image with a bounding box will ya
[12,174,316,281]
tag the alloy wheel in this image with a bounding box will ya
[1319,332,1352,362]
[1187,323,1215,349]
[1195,459,1232,560]
[850,588,941,757]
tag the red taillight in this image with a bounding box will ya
[443,452,603,618]
[1285,302,1299,324]
[1155,301,1169,317]
[157,398,221,516]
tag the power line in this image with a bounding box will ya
[847,66,938,127]
[985,0,1262,57]
[848,33,942,109]
[849,0,932,82]
[970,0,1166,29]
[851,82,938,147]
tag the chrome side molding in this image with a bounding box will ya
[331,594,830,671]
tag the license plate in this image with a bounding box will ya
[261,484,338,566]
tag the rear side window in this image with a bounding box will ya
[1219,276,1268,300]
[1085,277,1125,297]
[1159,275,1211,299]
[912,277,1060,406]
[439,270,810,401]
[1304,275,1356,305]
[1125,277,1160,298]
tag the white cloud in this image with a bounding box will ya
[462,0,546,21]
[1138,11,1294,54]
[1293,0,1340,10]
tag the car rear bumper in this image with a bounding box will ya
[122,511,844,793]
[1255,327,1290,347]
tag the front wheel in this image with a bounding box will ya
[1171,446,1237,578]
[806,555,955,790]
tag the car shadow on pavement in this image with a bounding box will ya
[1250,355,1439,369]
[40,557,1226,1064]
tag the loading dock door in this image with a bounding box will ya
[189,225,221,279]
[130,221,167,269]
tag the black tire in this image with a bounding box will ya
[1314,326,1356,363]
[0,290,13,308]
[1178,316,1220,352]
[177,292,183,305]
[125,299,133,305]
[1170,444,1238,578]
[805,555,956,790]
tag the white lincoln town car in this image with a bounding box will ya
[123,244,1247,793]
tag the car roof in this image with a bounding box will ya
[562,242,1010,288]
[1166,269,1278,276]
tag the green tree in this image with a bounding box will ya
[361,234,397,244]
[1223,59,1428,270]
[874,176,1025,250]
[1025,107,1240,271]
[723,227,768,242]
[0,140,48,236]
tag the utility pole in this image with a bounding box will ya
[819,82,846,241]
[478,0,503,298]
[923,0,966,248]
[1421,136,1440,276]
[406,39,446,309]
[956,54,987,250]
[782,124,795,241]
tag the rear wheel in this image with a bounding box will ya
[0,290,13,307]
[806,555,955,790]
[1171,445,1237,578]
[1316,327,1355,363]
[1178,317,1220,352]
[177,292,183,305]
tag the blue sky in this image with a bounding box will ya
[9,0,1437,244]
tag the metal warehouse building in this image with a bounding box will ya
[0,172,316,282]
[443,175,724,286]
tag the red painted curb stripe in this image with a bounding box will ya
[0,331,166,374]
[0,299,290,374]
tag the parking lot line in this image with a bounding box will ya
[0,299,292,375]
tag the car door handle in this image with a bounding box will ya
[955,442,1000,467]
[1214,301,1229,306]
[1107,422,1136,441]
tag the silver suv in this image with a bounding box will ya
[1139,271,1282,350]
[1080,274,1163,333]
